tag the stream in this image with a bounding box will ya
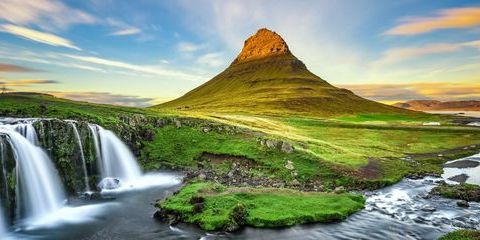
[0,118,479,240]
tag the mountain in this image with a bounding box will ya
[157,28,410,116]
[393,100,480,111]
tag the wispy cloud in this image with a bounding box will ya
[0,79,58,87]
[47,91,155,107]
[62,54,202,80]
[0,0,97,31]
[0,24,80,50]
[337,82,480,101]
[177,42,205,52]
[385,7,480,36]
[196,52,225,67]
[372,40,480,66]
[0,63,39,72]
[109,27,141,36]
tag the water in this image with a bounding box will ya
[0,129,67,225]
[442,153,480,185]
[0,200,7,239]
[69,122,91,192]
[91,125,142,184]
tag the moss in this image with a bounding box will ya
[440,230,480,240]
[431,183,480,202]
[156,182,365,231]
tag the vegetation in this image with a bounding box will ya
[440,230,480,240]
[155,182,365,231]
[431,183,480,202]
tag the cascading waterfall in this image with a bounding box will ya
[89,124,142,184]
[0,201,6,238]
[0,128,66,222]
[69,122,91,192]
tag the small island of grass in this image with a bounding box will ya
[154,182,365,231]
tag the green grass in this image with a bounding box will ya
[336,113,440,123]
[0,92,157,126]
[157,182,365,231]
[141,125,337,183]
[440,230,480,240]
[431,183,480,202]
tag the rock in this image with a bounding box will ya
[233,28,290,64]
[98,177,121,190]
[334,186,346,194]
[198,173,207,181]
[457,200,470,208]
[265,139,278,148]
[193,202,204,213]
[284,160,294,170]
[291,179,301,186]
[421,206,436,212]
[444,160,480,168]
[448,174,469,183]
[202,127,211,133]
[174,119,182,128]
[281,142,294,153]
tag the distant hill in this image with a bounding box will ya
[156,28,410,117]
[393,100,480,111]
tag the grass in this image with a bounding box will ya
[156,182,365,231]
[440,230,480,240]
[0,92,158,126]
[141,125,338,183]
[431,183,480,202]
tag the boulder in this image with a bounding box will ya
[98,177,121,190]
[457,200,470,208]
[284,160,294,170]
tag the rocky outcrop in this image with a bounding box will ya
[232,28,290,64]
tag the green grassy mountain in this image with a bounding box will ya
[157,28,410,117]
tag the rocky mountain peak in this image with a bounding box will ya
[232,28,291,64]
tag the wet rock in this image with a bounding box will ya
[444,160,480,168]
[421,206,436,212]
[98,177,121,190]
[456,200,470,208]
[448,174,469,183]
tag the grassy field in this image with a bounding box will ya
[2,93,480,188]
[156,182,365,231]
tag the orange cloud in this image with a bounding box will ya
[0,63,39,72]
[337,82,480,101]
[385,7,480,35]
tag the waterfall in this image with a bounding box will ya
[69,122,91,192]
[89,125,142,184]
[0,201,6,239]
[14,123,39,146]
[0,128,66,222]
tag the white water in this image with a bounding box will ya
[14,123,39,146]
[90,125,142,184]
[0,128,66,224]
[0,200,6,239]
[69,122,91,192]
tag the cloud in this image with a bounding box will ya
[109,27,141,36]
[0,24,80,50]
[385,7,480,36]
[372,40,480,66]
[337,82,480,101]
[0,0,97,30]
[0,79,58,87]
[47,91,155,107]
[62,54,203,80]
[372,43,460,66]
[177,42,205,52]
[0,63,39,72]
[196,52,225,67]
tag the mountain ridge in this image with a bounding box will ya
[393,100,480,111]
[156,28,411,117]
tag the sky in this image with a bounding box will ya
[0,0,479,107]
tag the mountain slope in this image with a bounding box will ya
[157,28,411,117]
[394,100,480,111]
